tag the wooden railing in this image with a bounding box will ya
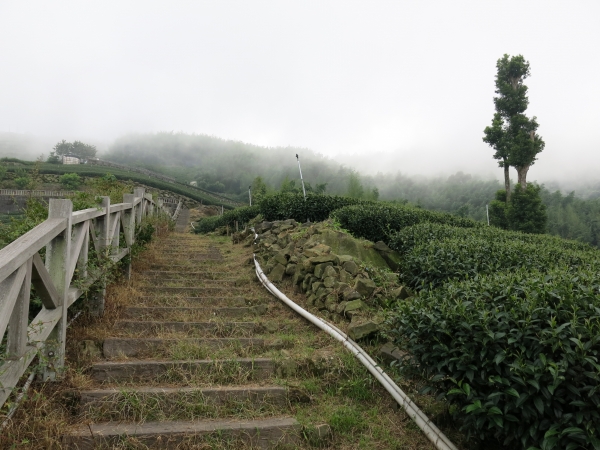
[0,189,73,197]
[0,188,178,206]
[0,187,169,408]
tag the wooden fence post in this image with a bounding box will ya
[89,196,110,317]
[6,257,33,360]
[122,193,136,280]
[134,188,145,224]
[42,199,72,381]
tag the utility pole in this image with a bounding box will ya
[296,154,306,200]
[248,185,252,206]
[486,204,490,226]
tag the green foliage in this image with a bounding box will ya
[259,193,368,223]
[347,171,364,199]
[251,176,268,202]
[46,151,61,164]
[387,267,600,449]
[331,203,481,244]
[194,206,260,233]
[489,190,509,229]
[52,139,97,158]
[483,54,544,190]
[14,176,31,189]
[59,172,81,190]
[389,222,596,290]
[33,163,233,208]
[280,176,299,194]
[0,199,48,248]
[0,157,35,165]
[0,163,6,181]
[507,183,547,234]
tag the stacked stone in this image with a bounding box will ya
[251,220,411,340]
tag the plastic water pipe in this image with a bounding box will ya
[253,255,458,450]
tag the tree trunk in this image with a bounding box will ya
[516,165,529,189]
[503,159,511,203]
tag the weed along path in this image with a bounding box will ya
[22,231,439,449]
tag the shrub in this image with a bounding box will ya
[331,203,482,244]
[508,183,547,234]
[60,173,81,190]
[259,193,369,223]
[391,225,599,290]
[389,222,593,256]
[14,177,31,189]
[386,267,600,449]
[489,190,509,229]
[194,205,260,233]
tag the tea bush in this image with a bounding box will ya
[194,205,260,233]
[331,203,482,243]
[195,193,369,233]
[390,224,599,290]
[388,222,592,255]
[387,267,600,449]
[259,192,369,223]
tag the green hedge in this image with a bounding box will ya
[331,203,482,244]
[259,193,370,223]
[387,267,600,449]
[390,224,599,290]
[194,206,260,233]
[389,222,592,255]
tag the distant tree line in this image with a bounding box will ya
[47,139,97,163]
[104,132,600,247]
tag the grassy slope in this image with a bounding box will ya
[8,162,239,209]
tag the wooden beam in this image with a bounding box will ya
[110,248,129,263]
[0,307,62,407]
[72,208,104,224]
[0,218,65,284]
[0,264,27,340]
[42,198,72,381]
[7,257,33,358]
[109,203,131,213]
[31,253,60,310]
[67,221,89,285]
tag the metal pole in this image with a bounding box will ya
[296,154,307,200]
[248,185,252,206]
[486,204,490,226]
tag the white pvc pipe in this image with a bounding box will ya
[253,255,458,450]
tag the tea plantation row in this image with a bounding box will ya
[196,193,600,449]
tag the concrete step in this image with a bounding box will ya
[140,278,239,286]
[157,254,223,261]
[63,416,301,449]
[121,305,267,321]
[114,320,261,337]
[140,286,240,295]
[149,263,224,269]
[78,385,288,416]
[136,296,259,308]
[91,358,277,383]
[103,337,265,358]
[140,270,234,280]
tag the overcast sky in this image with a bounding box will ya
[1,1,598,182]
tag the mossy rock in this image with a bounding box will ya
[307,230,390,271]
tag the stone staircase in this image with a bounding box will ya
[63,233,303,449]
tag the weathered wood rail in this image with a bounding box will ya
[0,187,172,408]
[0,188,178,205]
